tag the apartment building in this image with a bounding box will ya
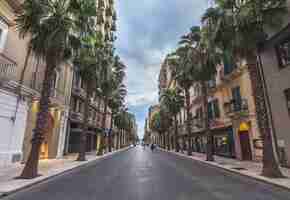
[259,0,290,166]
[0,0,74,164]
[158,53,262,161]
[66,0,116,154]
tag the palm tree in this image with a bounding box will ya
[161,88,184,152]
[172,25,220,160]
[107,57,127,152]
[171,38,198,155]
[16,0,80,179]
[207,0,287,177]
[73,34,102,161]
[97,45,116,155]
[150,109,172,149]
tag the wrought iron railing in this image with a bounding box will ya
[224,99,249,115]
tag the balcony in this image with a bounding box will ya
[224,99,249,118]
[69,111,83,123]
[221,64,245,82]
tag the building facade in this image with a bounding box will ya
[0,0,74,165]
[66,0,116,154]
[259,0,290,166]
[157,53,262,161]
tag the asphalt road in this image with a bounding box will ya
[4,147,290,200]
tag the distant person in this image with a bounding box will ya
[150,143,155,152]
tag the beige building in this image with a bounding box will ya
[0,0,74,164]
[157,53,262,161]
[66,0,117,154]
[259,1,290,166]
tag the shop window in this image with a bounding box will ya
[276,37,290,69]
[284,88,290,116]
[0,19,8,53]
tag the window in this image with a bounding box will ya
[0,18,8,53]
[276,37,290,69]
[196,107,203,121]
[284,88,290,116]
[232,86,242,111]
[208,99,220,120]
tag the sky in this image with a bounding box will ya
[115,0,208,139]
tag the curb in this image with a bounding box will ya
[0,147,132,198]
[159,148,290,192]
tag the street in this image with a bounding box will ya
[4,147,290,200]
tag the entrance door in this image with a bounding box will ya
[239,131,252,160]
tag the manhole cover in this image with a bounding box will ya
[231,167,247,171]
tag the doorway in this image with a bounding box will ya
[239,131,252,160]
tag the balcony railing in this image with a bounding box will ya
[224,99,249,117]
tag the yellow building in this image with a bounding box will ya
[189,62,261,161]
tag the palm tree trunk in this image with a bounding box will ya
[185,88,192,156]
[97,97,108,156]
[19,57,56,179]
[202,81,214,161]
[174,116,179,152]
[77,83,91,161]
[247,52,283,178]
[108,113,113,152]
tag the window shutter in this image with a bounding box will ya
[214,99,220,118]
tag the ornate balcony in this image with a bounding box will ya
[224,99,249,118]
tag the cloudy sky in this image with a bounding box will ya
[115,0,208,139]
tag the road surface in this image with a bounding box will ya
[4,147,290,200]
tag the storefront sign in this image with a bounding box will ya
[239,122,249,132]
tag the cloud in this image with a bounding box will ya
[115,0,208,138]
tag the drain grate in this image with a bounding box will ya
[231,167,247,171]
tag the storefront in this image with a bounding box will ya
[212,127,235,158]
[191,126,235,158]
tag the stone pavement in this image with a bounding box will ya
[0,147,130,197]
[163,149,290,191]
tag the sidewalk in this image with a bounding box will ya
[0,147,130,197]
[162,148,290,191]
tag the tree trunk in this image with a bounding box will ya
[202,81,214,161]
[185,88,192,156]
[19,56,56,179]
[174,116,179,152]
[97,97,108,156]
[77,83,91,161]
[108,112,113,152]
[247,52,283,178]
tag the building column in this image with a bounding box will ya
[57,109,69,158]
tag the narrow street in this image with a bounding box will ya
[4,147,290,200]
